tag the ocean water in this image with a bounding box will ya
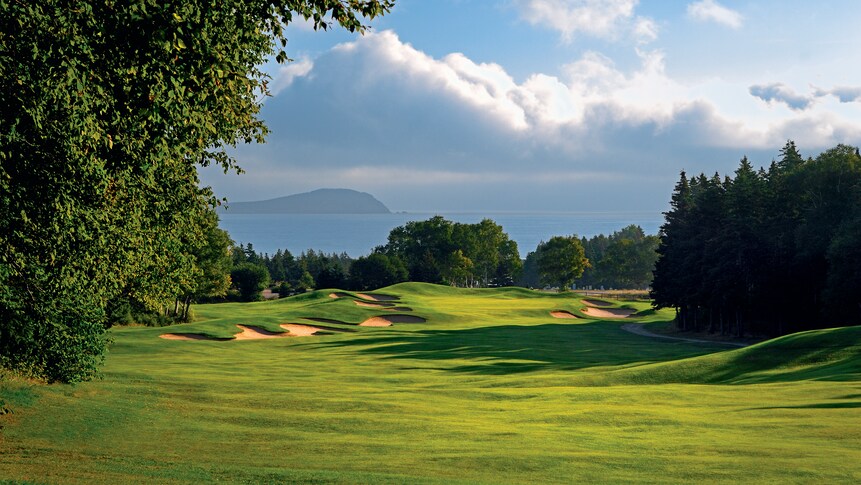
[218,212,665,258]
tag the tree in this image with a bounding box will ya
[494,239,523,286]
[179,210,233,317]
[535,236,589,291]
[517,250,541,288]
[651,170,693,317]
[384,216,455,283]
[297,270,316,291]
[348,253,408,291]
[596,228,659,289]
[0,1,394,382]
[384,216,520,287]
[578,225,658,289]
[316,265,347,289]
[230,263,270,302]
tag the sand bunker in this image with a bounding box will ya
[354,300,394,308]
[279,323,323,336]
[159,333,228,341]
[581,307,636,319]
[161,323,331,341]
[356,293,399,302]
[359,317,393,327]
[550,310,581,319]
[583,299,613,307]
[359,314,427,326]
[329,292,351,299]
[233,324,291,340]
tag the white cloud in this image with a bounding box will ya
[276,31,861,149]
[270,58,313,96]
[515,0,654,43]
[687,0,743,29]
[209,30,861,209]
[330,31,529,131]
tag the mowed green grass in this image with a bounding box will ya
[2,283,860,484]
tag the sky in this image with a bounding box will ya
[199,0,861,212]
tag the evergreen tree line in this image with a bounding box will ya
[518,225,659,290]
[651,142,861,337]
[229,244,354,299]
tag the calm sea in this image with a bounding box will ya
[218,212,665,258]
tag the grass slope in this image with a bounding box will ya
[1,283,859,484]
[607,325,861,385]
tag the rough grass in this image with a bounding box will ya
[1,283,859,484]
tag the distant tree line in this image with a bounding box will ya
[651,142,861,337]
[229,244,353,299]
[518,225,658,290]
[109,216,662,314]
[229,216,526,298]
[233,218,662,297]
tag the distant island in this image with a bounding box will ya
[221,188,391,214]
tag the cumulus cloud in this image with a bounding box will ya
[209,30,861,210]
[264,31,860,161]
[687,0,743,29]
[515,0,656,43]
[749,83,814,111]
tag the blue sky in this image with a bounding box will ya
[200,0,861,212]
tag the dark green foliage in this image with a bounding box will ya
[348,253,408,290]
[517,250,541,288]
[381,216,521,287]
[535,236,589,291]
[230,263,270,301]
[316,265,347,289]
[240,245,355,291]
[0,0,393,381]
[579,225,658,289]
[651,142,861,336]
[297,270,315,291]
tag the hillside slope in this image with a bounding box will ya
[607,325,861,385]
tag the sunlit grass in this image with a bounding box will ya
[1,283,859,483]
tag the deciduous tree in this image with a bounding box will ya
[536,236,589,291]
[0,0,393,381]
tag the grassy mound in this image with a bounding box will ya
[609,325,861,385]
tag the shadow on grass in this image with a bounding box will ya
[310,322,722,375]
[746,402,861,410]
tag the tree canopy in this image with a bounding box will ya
[535,236,589,291]
[381,216,522,287]
[578,225,658,289]
[651,142,861,337]
[0,0,394,382]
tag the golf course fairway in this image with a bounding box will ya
[2,283,860,483]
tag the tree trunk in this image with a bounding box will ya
[182,297,192,322]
